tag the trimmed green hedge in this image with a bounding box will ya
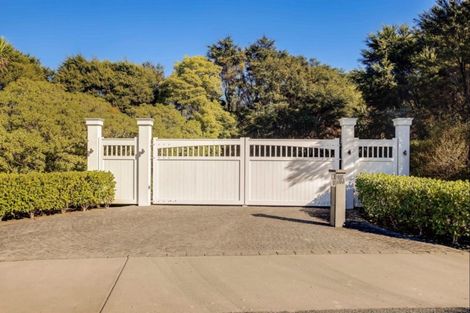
[356,173,470,244]
[0,171,115,219]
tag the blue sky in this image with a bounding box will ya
[2,0,435,74]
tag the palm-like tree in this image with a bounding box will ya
[0,37,9,72]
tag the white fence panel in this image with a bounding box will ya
[246,139,340,206]
[87,117,412,208]
[102,138,137,204]
[353,138,397,207]
[153,139,244,205]
[355,138,397,175]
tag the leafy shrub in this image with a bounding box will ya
[356,173,470,244]
[0,79,136,173]
[411,123,470,180]
[0,171,115,219]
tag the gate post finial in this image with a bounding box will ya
[339,118,357,209]
[137,118,154,206]
[85,118,104,171]
[393,118,413,176]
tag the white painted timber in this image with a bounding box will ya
[153,139,244,205]
[246,138,340,206]
[393,118,413,176]
[355,139,398,175]
[137,118,154,206]
[339,118,357,209]
[85,118,104,171]
[87,117,413,207]
[102,138,137,204]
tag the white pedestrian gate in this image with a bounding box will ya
[153,138,340,206]
[85,117,412,208]
[102,138,137,204]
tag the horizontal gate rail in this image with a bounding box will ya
[247,139,339,161]
[155,139,242,160]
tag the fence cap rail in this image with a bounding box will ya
[136,118,154,126]
[339,118,357,126]
[392,118,413,126]
[85,118,104,126]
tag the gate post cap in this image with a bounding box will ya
[136,118,154,126]
[392,118,413,126]
[339,118,357,126]
[85,118,104,126]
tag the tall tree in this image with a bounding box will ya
[417,0,470,119]
[352,25,419,136]
[161,56,238,138]
[208,36,365,138]
[240,58,365,138]
[54,56,164,112]
[207,36,246,112]
[244,36,280,107]
[0,38,8,72]
[354,0,470,138]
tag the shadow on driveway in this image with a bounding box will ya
[251,213,329,227]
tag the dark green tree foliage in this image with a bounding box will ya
[417,0,470,119]
[354,0,469,138]
[207,36,246,112]
[209,36,365,138]
[54,55,164,112]
[352,25,419,136]
[0,38,48,90]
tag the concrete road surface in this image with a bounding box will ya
[0,253,468,313]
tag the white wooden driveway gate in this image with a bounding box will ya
[152,138,339,206]
[86,117,412,208]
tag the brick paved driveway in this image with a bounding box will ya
[0,206,458,261]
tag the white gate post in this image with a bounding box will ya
[393,118,413,176]
[137,118,154,206]
[339,118,357,209]
[85,118,104,171]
